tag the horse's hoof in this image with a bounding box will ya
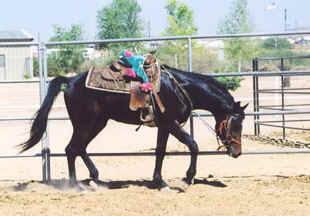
[182,177,193,185]
[177,179,190,191]
[153,180,169,190]
[161,185,171,192]
[89,180,99,190]
[75,183,87,192]
[69,181,78,188]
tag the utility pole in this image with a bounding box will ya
[147,20,151,37]
[284,8,287,31]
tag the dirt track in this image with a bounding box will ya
[0,175,309,216]
[0,77,310,215]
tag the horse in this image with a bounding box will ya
[19,64,248,189]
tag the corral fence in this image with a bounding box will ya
[1,31,310,183]
[253,55,310,139]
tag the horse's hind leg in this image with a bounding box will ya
[65,117,108,185]
[80,119,108,181]
[64,94,109,185]
[65,133,81,185]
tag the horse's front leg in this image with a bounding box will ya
[153,126,170,189]
[170,121,199,185]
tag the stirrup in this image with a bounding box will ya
[140,106,154,123]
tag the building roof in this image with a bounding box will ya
[0,30,34,42]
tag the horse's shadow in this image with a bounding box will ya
[81,178,227,192]
[193,178,227,187]
[12,177,227,193]
[81,178,156,190]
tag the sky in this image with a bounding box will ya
[1,0,310,41]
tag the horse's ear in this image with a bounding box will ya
[241,103,249,110]
[234,101,241,110]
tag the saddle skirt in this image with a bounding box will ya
[85,54,161,94]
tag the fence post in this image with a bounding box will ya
[252,59,257,135]
[280,58,286,139]
[187,37,194,138]
[38,42,51,183]
[252,58,260,136]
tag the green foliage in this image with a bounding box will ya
[48,24,86,76]
[23,74,31,79]
[191,46,220,72]
[255,43,310,71]
[218,0,252,34]
[215,0,253,90]
[259,38,292,50]
[50,24,83,41]
[257,48,294,59]
[213,65,244,91]
[33,57,38,76]
[96,0,144,51]
[289,51,310,67]
[216,76,243,91]
[164,0,197,36]
[159,0,197,69]
[218,0,255,72]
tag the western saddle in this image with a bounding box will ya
[85,53,165,126]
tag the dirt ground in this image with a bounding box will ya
[0,76,310,215]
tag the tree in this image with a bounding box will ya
[96,0,144,53]
[159,0,197,69]
[218,0,251,34]
[164,0,197,36]
[217,0,256,72]
[48,24,85,75]
[215,0,256,90]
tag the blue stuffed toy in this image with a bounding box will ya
[120,50,152,91]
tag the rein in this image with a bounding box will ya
[195,112,241,151]
[193,111,223,150]
[161,66,194,111]
[161,67,194,128]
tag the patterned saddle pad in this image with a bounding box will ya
[85,54,161,94]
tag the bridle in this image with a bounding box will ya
[194,111,242,152]
[216,114,242,151]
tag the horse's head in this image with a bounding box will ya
[217,102,248,158]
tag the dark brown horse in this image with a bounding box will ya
[20,65,247,189]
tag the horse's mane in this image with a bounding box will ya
[162,64,233,95]
[162,65,227,90]
[161,64,235,112]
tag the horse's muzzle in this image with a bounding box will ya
[227,144,242,158]
[230,152,241,158]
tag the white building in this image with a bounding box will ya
[0,30,34,80]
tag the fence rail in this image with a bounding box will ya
[1,149,310,160]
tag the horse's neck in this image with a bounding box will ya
[183,83,212,110]
[166,68,233,115]
[184,80,231,117]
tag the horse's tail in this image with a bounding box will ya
[19,76,69,153]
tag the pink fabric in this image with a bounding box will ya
[125,68,136,78]
[124,50,132,57]
[139,82,153,92]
